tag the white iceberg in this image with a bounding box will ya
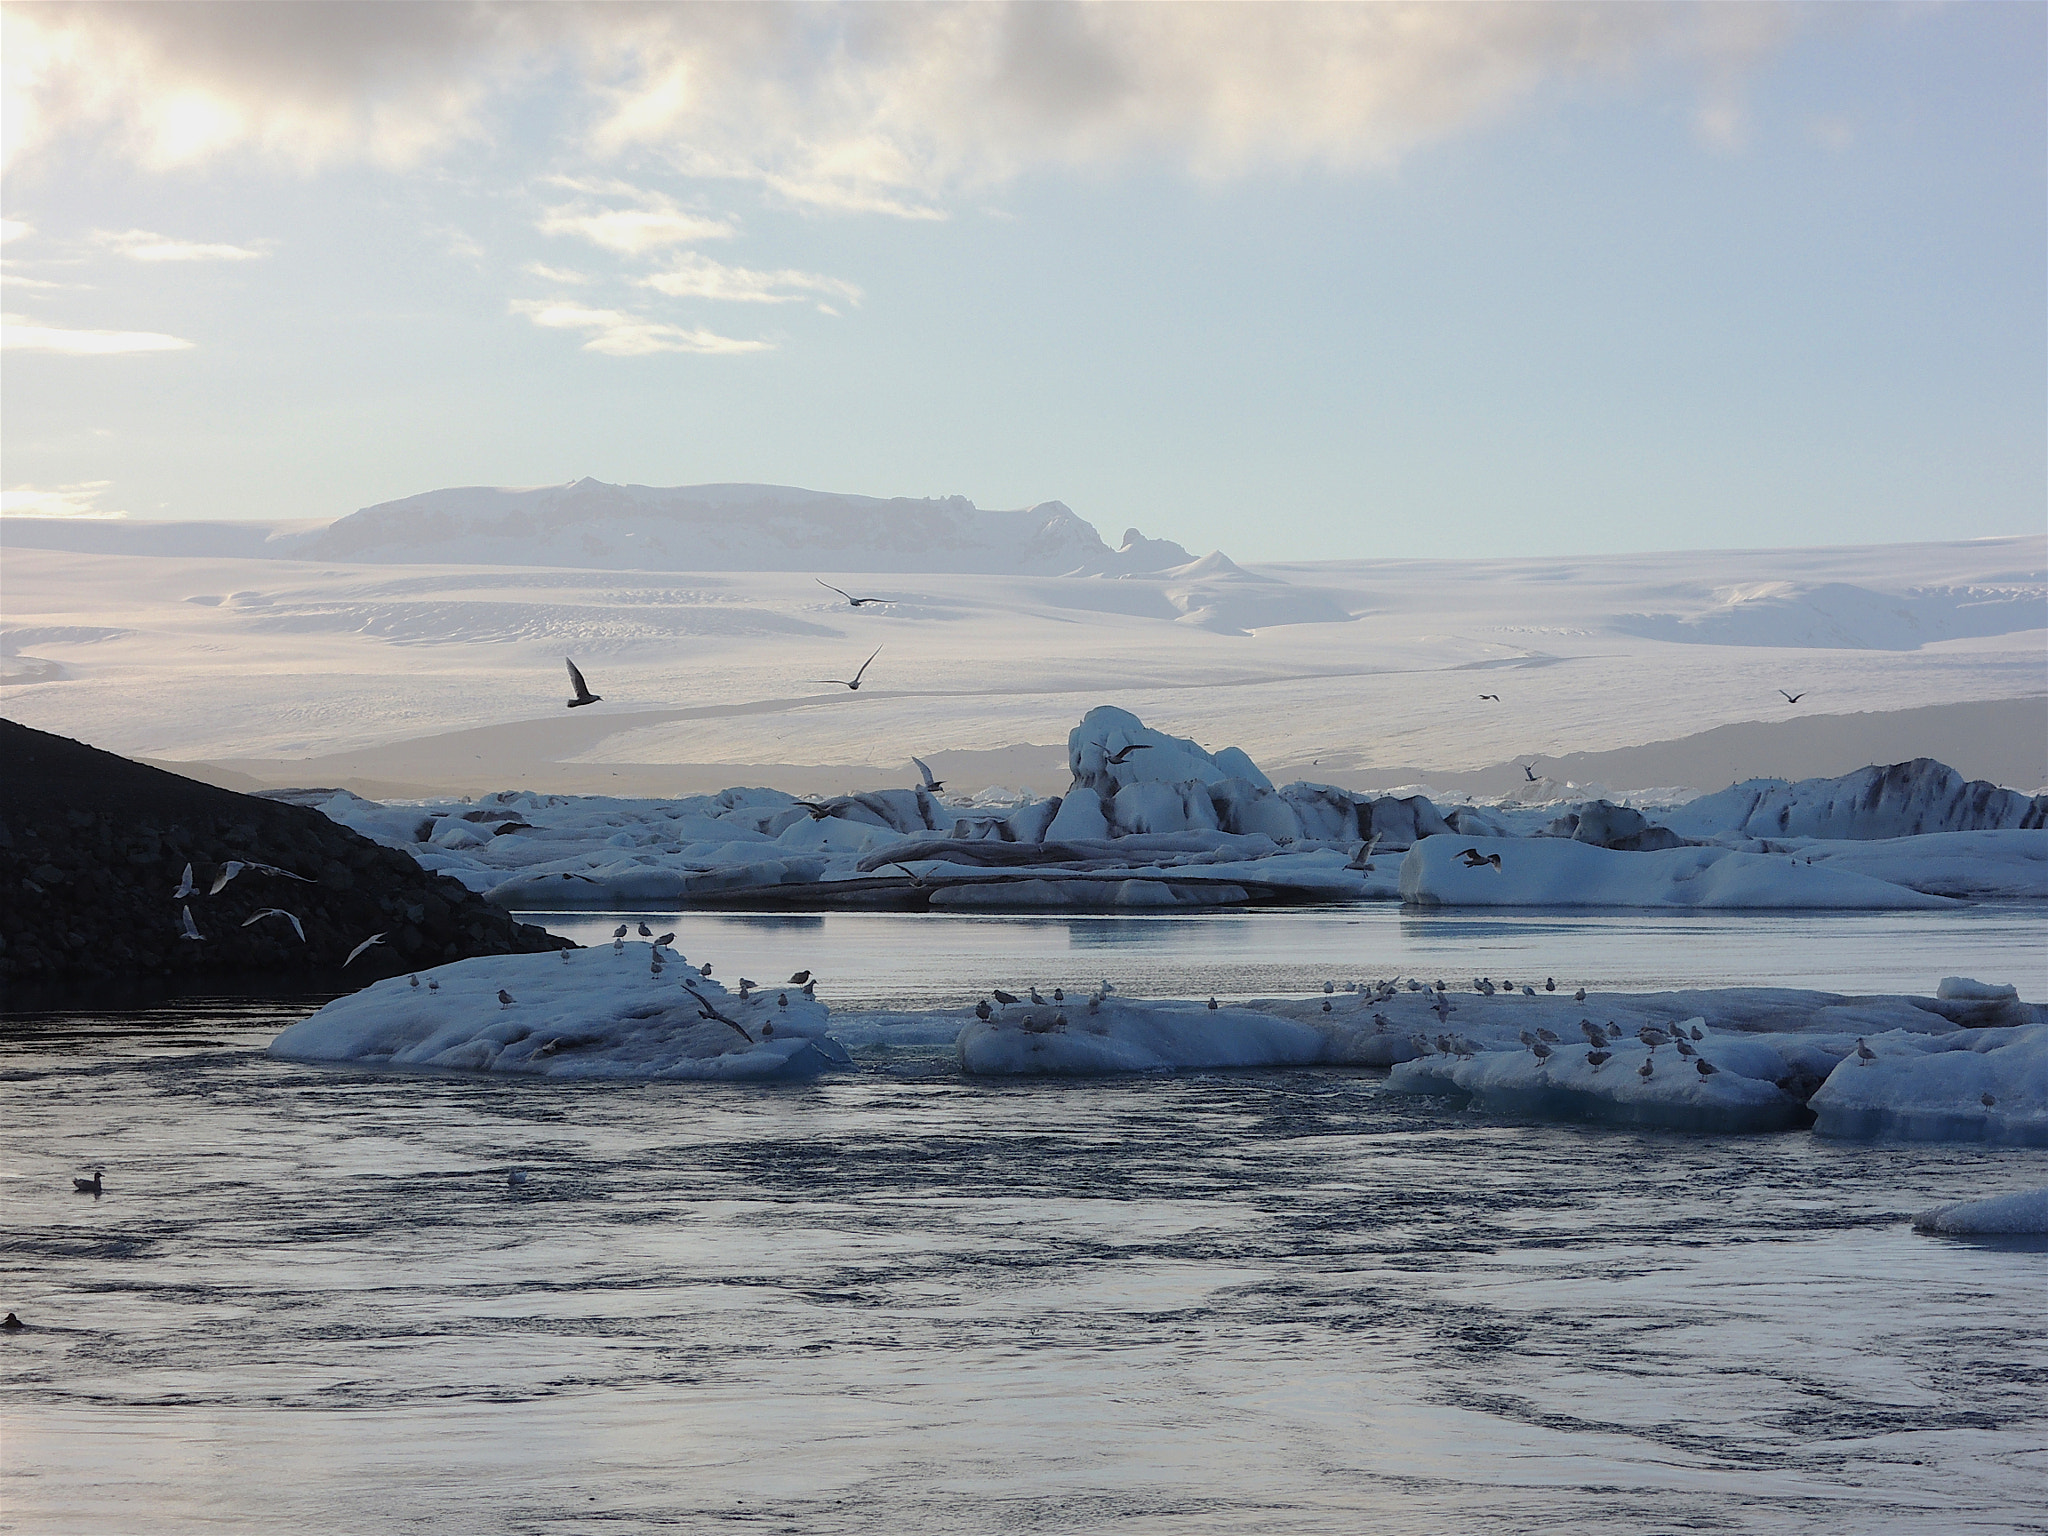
[269,945,849,1081]
[1662,759,2047,840]
[1399,833,1954,910]
[1808,1024,2046,1145]
[1912,1186,2048,1235]
[955,997,1331,1076]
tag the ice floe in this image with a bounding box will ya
[1913,1185,2048,1235]
[1807,1023,2045,1145]
[269,944,850,1081]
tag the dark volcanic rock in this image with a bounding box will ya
[0,719,569,991]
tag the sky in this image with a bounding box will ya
[1,0,2042,561]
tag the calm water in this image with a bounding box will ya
[4,908,2045,1534]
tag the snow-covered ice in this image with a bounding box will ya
[1912,1185,2048,1235]
[268,944,850,1080]
[1807,1023,2045,1145]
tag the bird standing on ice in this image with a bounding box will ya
[564,657,602,708]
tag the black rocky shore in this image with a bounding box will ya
[1,719,570,995]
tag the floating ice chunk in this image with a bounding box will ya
[1912,1186,2048,1235]
[269,947,847,1081]
[1789,832,2047,901]
[957,998,1325,1075]
[1938,977,2021,1002]
[1808,1025,2046,1145]
[1399,834,1955,910]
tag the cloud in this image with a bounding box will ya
[1,312,194,353]
[5,3,1802,209]
[524,262,591,285]
[95,227,271,260]
[509,298,768,356]
[0,480,127,518]
[638,253,860,307]
[1,220,31,243]
[538,193,736,254]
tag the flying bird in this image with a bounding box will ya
[1479,693,1500,702]
[684,983,754,1042]
[343,932,387,966]
[172,863,197,899]
[1106,743,1153,765]
[1522,763,1540,783]
[1778,690,1806,704]
[179,905,204,942]
[1456,848,1503,871]
[912,756,945,793]
[564,657,602,708]
[816,579,886,607]
[241,908,306,942]
[888,862,928,888]
[210,860,313,894]
[813,646,882,691]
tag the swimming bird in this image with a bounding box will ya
[564,657,602,708]
[1456,848,1503,871]
[343,933,387,966]
[975,999,992,1020]
[816,579,885,608]
[912,756,945,794]
[179,905,205,942]
[1105,743,1153,765]
[241,908,306,942]
[1479,693,1500,702]
[508,1169,528,1186]
[789,971,812,985]
[1855,1038,1877,1063]
[813,646,882,691]
[173,862,197,899]
[498,989,516,1006]
[1,1313,21,1331]
[73,1168,102,1196]
[992,988,1018,1005]
[1778,690,1806,704]
[1694,1057,1718,1077]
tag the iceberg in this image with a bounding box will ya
[269,945,850,1081]
[1807,1024,2046,1145]
[1662,759,2047,840]
[1912,1186,2048,1236]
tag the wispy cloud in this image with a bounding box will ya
[524,261,591,285]
[4,4,1803,211]
[0,480,127,518]
[538,193,735,255]
[1,313,194,354]
[509,299,767,356]
[638,253,860,308]
[94,227,272,261]
[1,220,31,244]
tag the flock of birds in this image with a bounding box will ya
[168,855,396,966]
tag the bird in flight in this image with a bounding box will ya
[1106,743,1152,765]
[816,579,887,607]
[1479,693,1500,702]
[210,860,313,895]
[173,863,197,899]
[1456,848,1503,871]
[564,657,602,708]
[1778,690,1806,703]
[1522,762,1540,783]
[179,905,205,942]
[912,756,945,793]
[242,909,306,942]
[813,646,882,691]
[343,932,387,966]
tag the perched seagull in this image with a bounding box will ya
[1638,1025,1671,1048]
[428,979,439,992]
[1053,987,1064,1001]
[698,962,713,977]
[1105,743,1153,765]
[1030,986,1046,1005]
[992,988,1019,1005]
[1694,1057,1719,1077]
[1535,1028,1559,1044]
[1522,985,1537,997]
[1581,1021,1609,1047]
[242,909,306,942]
[1675,1038,1698,1058]
[738,978,756,998]
[173,862,198,899]
[789,971,812,985]
[498,989,516,1006]
[1855,1038,1878,1063]
[1573,987,1587,1003]
[1778,690,1806,704]
[1586,1050,1611,1069]
[816,579,886,608]
[813,646,883,691]
[777,992,788,1007]
[410,974,420,988]
[1208,997,1219,1010]
[912,757,946,794]
[1457,848,1503,871]
[343,932,387,967]
[73,1168,103,1196]
[612,924,629,940]
[179,905,205,942]
[974,999,993,1021]
[638,922,653,937]
[564,657,602,708]
[1982,1092,1997,1108]
[1638,1054,1655,1079]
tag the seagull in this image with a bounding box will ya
[1535,1027,1559,1043]
[777,992,788,1007]
[179,905,205,942]
[410,974,420,988]
[1456,848,1503,871]
[738,978,756,998]
[343,932,387,966]
[209,860,314,895]
[1638,1025,1671,1047]
[564,657,602,708]
[789,971,812,985]
[792,801,836,820]
[1639,1054,1655,1079]
[1053,987,1064,1001]
[683,983,754,1042]
[1347,834,1382,871]
[1982,1091,1997,1107]
[73,1168,103,1196]
[1545,978,1556,992]
[912,756,945,793]
[1208,997,1219,1010]
[1431,995,1453,1023]
[241,909,306,941]
[813,646,882,691]
[1522,985,1537,997]
[637,922,653,937]
[975,999,993,1020]
[816,578,886,607]
[1030,986,1045,1005]
[1675,1037,1697,1058]
[612,924,629,940]
[992,988,1018,1005]
[888,862,928,888]
[428,978,439,991]
[1778,690,1806,704]
[1573,987,1586,1003]
[1,1313,21,1331]
[1855,1038,1878,1063]
[498,989,516,1006]
[1522,763,1539,783]
[508,1169,528,1186]
[1479,693,1500,702]
[1581,1021,1608,1047]
[698,962,712,977]
[1694,1057,1718,1077]
[172,862,197,899]
[1322,1000,1333,1012]
[1105,743,1153,765]
[1586,1050,1611,1068]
